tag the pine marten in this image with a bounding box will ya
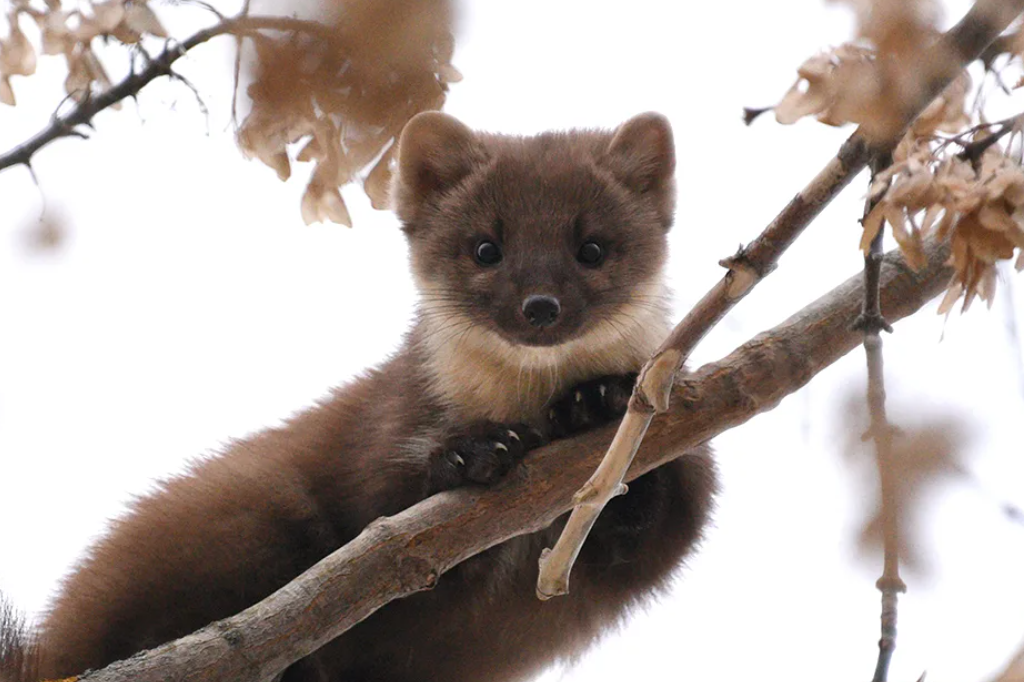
[0,111,715,682]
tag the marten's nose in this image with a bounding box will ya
[522,295,561,328]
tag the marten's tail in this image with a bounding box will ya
[0,593,39,682]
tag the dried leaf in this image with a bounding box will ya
[89,0,125,32]
[884,203,926,270]
[979,263,998,307]
[0,75,14,106]
[935,207,957,241]
[920,203,944,234]
[364,142,395,210]
[775,69,831,125]
[961,211,1017,262]
[37,11,72,55]
[301,184,352,226]
[238,0,455,225]
[64,48,92,100]
[437,63,462,84]
[320,188,352,226]
[123,2,167,38]
[869,162,901,199]
[937,280,963,315]
[978,201,1017,232]
[296,136,325,163]
[0,17,38,78]
[772,2,966,143]
[267,151,291,181]
[889,167,937,210]
[913,73,971,136]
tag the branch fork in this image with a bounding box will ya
[720,248,767,299]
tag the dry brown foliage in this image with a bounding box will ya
[867,133,1024,312]
[767,0,1024,312]
[237,0,456,225]
[1,0,457,225]
[775,0,953,139]
[1,0,167,107]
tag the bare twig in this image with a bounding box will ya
[536,0,1024,600]
[954,112,1024,162]
[855,152,907,682]
[57,239,952,682]
[0,15,335,174]
[171,71,211,133]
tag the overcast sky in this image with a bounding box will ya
[2,1,1024,681]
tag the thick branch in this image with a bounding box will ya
[0,16,334,174]
[536,0,1024,599]
[67,239,952,682]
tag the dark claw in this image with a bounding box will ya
[432,421,546,490]
[547,373,636,438]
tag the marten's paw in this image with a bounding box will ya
[547,373,636,439]
[432,422,546,489]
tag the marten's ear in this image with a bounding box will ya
[393,112,487,223]
[603,112,676,227]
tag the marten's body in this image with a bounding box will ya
[1,112,715,682]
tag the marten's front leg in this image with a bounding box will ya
[429,421,546,491]
[546,373,716,574]
[546,373,636,438]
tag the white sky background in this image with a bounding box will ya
[2,0,1024,680]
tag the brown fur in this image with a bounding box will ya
[3,112,715,682]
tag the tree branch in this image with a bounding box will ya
[0,15,335,174]
[855,152,907,682]
[536,0,1024,599]
[988,638,1024,682]
[64,238,952,682]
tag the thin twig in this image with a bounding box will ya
[855,152,907,682]
[59,239,954,682]
[537,0,1024,599]
[0,15,334,174]
[171,71,211,133]
[955,112,1024,162]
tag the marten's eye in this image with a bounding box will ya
[474,240,503,266]
[577,241,604,267]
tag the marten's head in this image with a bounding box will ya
[393,112,675,356]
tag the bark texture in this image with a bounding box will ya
[68,239,951,682]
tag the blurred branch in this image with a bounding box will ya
[0,15,333,174]
[536,0,1024,600]
[989,640,1024,682]
[855,152,907,682]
